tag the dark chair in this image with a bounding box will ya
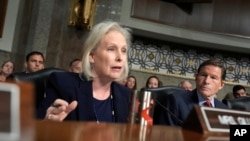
[226,97,250,111]
[137,86,187,125]
[7,67,66,118]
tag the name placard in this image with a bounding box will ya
[183,105,250,135]
[201,107,250,133]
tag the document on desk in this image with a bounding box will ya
[0,82,20,141]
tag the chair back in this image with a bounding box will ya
[7,67,65,118]
[226,96,250,111]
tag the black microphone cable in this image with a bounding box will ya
[154,98,184,126]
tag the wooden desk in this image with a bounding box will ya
[35,120,229,141]
[19,83,35,141]
[0,82,35,141]
[5,82,228,141]
[14,82,229,141]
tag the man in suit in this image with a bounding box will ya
[24,51,45,73]
[68,58,82,73]
[154,59,228,126]
[7,51,46,119]
[232,85,248,99]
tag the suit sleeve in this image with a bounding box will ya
[38,72,63,118]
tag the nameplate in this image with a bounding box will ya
[0,82,20,141]
[183,105,250,135]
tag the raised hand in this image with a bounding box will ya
[45,99,78,121]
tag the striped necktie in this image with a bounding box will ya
[203,100,212,107]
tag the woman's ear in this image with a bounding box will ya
[89,52,94,63]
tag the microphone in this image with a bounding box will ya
[154,98,184,126]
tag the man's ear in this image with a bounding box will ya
[219,81,225,90]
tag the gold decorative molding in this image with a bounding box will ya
[68,0,96,30]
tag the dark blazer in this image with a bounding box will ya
[41,72,132,123]
[153,89,228,126]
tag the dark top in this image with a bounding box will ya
[153,89,228,126]
[94,98,113,122]
[40,72,132,123]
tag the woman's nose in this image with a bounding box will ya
[116,51,123,62]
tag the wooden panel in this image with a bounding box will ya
[35,120,227,141]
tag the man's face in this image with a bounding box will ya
[181,81,193,91]
[25,54,44,73]
[69,60,82,73]
[234,89,247,98]
[195,65,224,99]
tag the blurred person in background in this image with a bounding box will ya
[232,85,248,98]
[125,75,137,91]
[25,51,45,73]
[0,60,14,82]
[179,80,193,91]
[68,58,82,73]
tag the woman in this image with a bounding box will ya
[137,75,162,123]
[145,75,161,88]
[125,75,137,91]
[42,21,132,123]
[0,60,14,82]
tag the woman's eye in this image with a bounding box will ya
[122,48,127,53]
[107,47,115,51]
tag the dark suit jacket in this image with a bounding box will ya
[153,89,228,126]
[41,72,132,123]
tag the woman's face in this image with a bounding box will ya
[126,77,136,89]
[90,30,127,81]
[2,61,14,75]
[147,77,159,88]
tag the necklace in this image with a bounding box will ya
[93,91,116,123]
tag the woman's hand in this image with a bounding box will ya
[45,99,78,121]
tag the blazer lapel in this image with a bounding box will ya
[112,83,127,122]
[76,80,96,121]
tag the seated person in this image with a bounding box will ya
[24,51,45,73]
[224,85,250,111]
[153,59,228,127]
[68,58,82,73]
[178,80,193,91]
[41,21,132,123]
[145,75,162,89]
[232,85,247,99]
[137,75,162,123]
[124,75,137,91]
[0,60,14,82]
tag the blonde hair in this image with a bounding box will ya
[82,21,131,81]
